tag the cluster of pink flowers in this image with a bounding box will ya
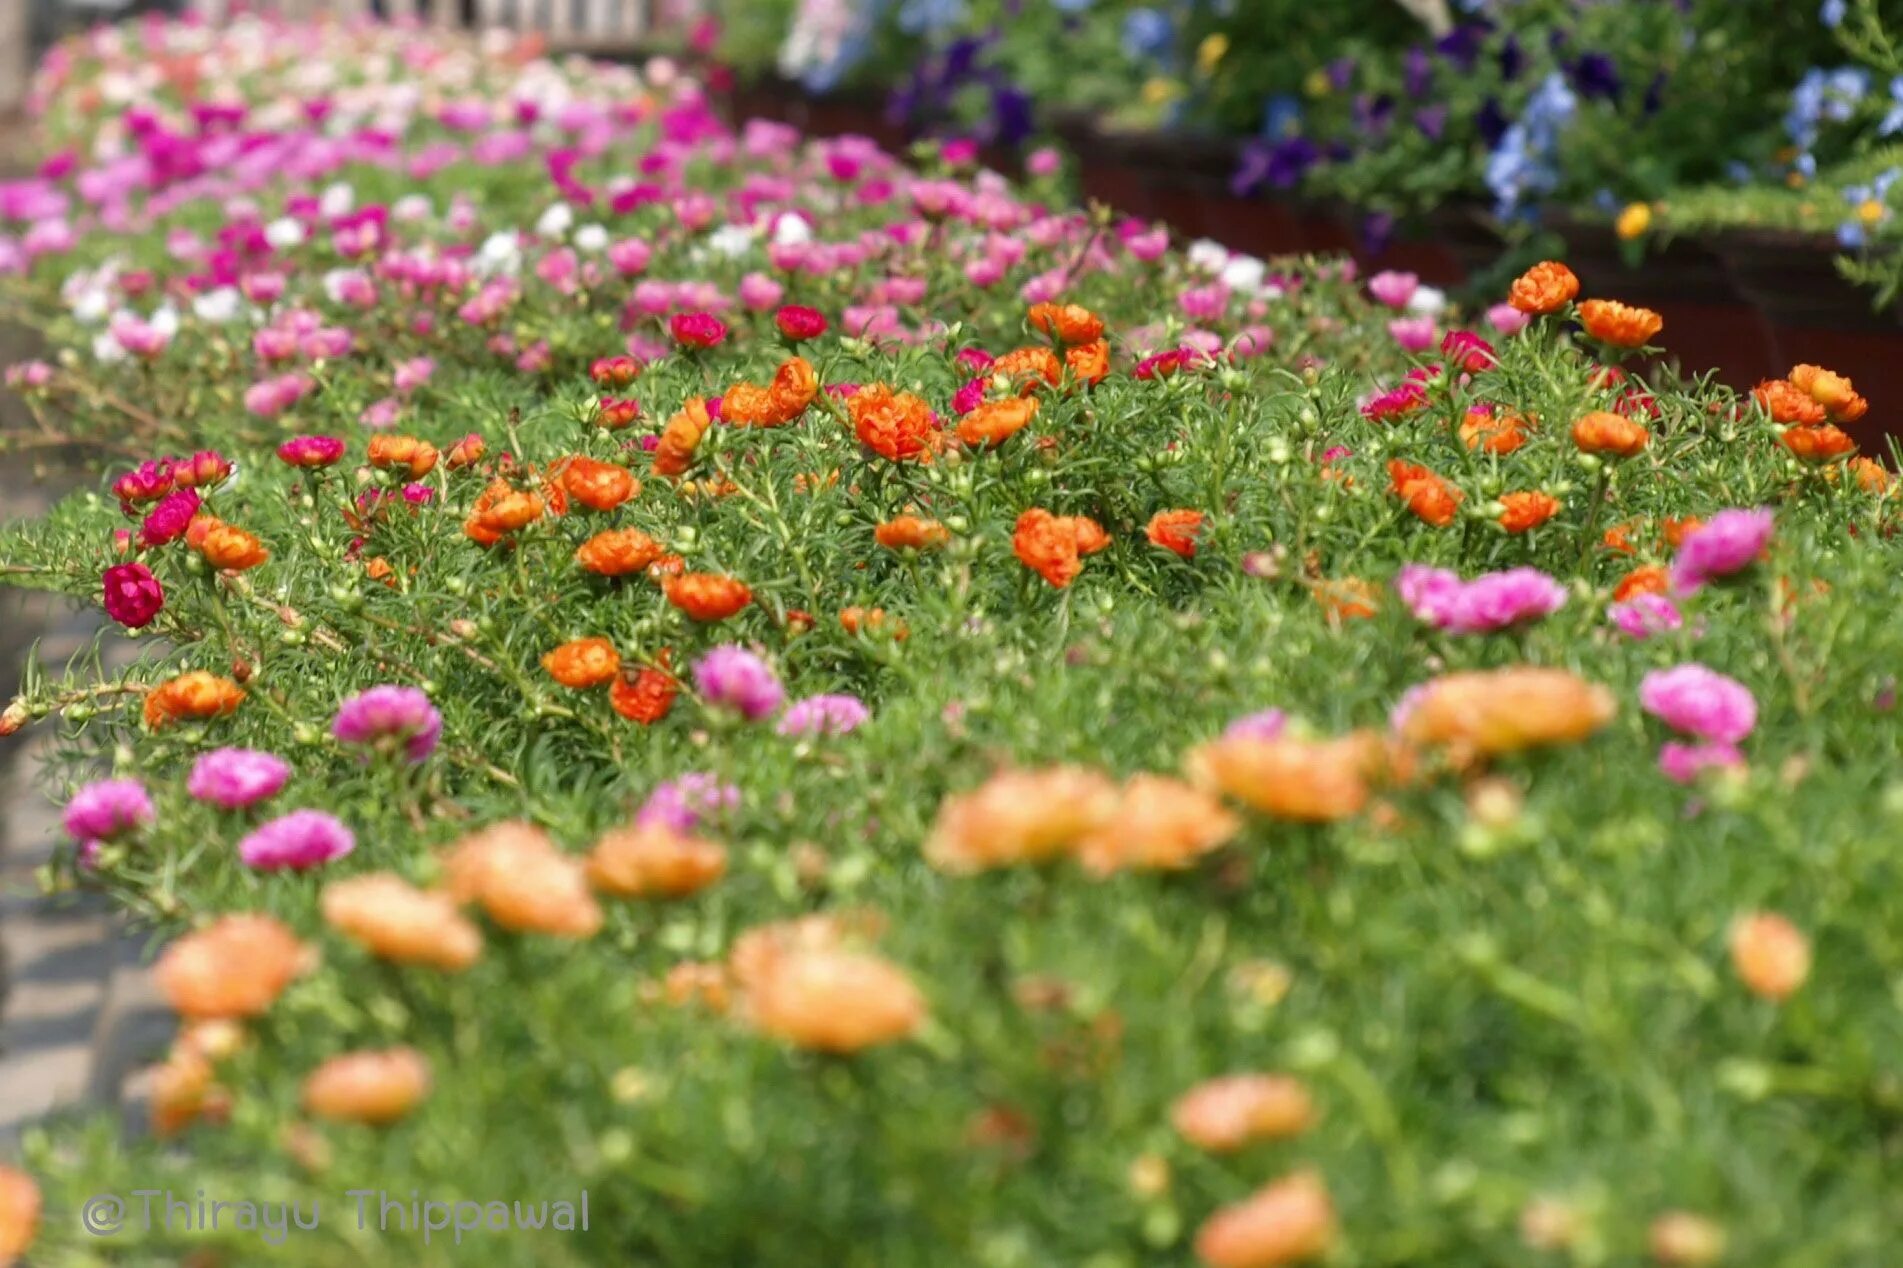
[1641,664,1758,783]
[1396,565,1567,634]
[693,647,785,721]
[636,774,741,833]
[777,694,871,738]
[332,685,443,763]
[1671,508,1775,593]
[187,748,292,810]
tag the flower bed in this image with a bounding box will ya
[3,14,1903,1268]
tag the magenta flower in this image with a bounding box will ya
[1223,708,1288,742]
[636,773,740,832]
[1388,317,1438,353]
[238,809,355,871]
[112,459,175,509]
[1610,594,1684,640]
[1659,741,1746,784]
[138,488,201,548]
[1368,270,1418,309]
[777,694,870,738]
[102,562,164,629]
[1397,565,1565,634]
[188,747,292,809]
[693,646,784,721]
[1671,508,1774,593]
[1486,302,1531,336]
[669,311,729,349]
[276,435,346,469]
[331,685,443,762]
[1360,378,1428,421]
[1439,329,1496,373]
[63,778,154,843]
[1640,664,1757,743]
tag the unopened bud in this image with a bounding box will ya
[0,699,29,737]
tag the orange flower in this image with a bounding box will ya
[196,522,269,571]
[849,383,941,462]
[664,572,753,621]
[955,396,1039,448]
[1728,911,1810,1001]
[1171,1074,1317,1153]
[1571,410,1650,457]
[1186,733,1379,822]
[446,433,486,469]
[1065,338,1111,385]
[992,345,1063,393]
[0,1166,42,1265]
[1781,424,1856,462]
[1075,774,1240,876]
[321,873,482,971]
[794,469,841,494]
[646,553,686,580]
[576,527,666,576]
[744,946,926,1052]
[1387,460,1462,527]
[302,1047,431,1125]
[721,355,820,427]
[875,514,951,551]
[143,670,245,729]
[586,823,727,898]
[1507,260,1580,314]
[1399,667,1615,757]
[1578,298,1663,348]
[1789,363,1867,422]
[558,455,637,511]
[150,1041,231,1137]
[1146,509,1206,558]
[541,637,620,688]
[1851,456,1893,494]
[1660,516,1704,548]
[840,605,908,639]
[1028,301,1105,344]
[366,434,439,478]
[660,961,733,1012]
[1313,578,1379,622]
[1752,378,1828,426]
[1194,1171,1337,1268]
[924,766,1121,872]
[1013,507,1111,588]
[440,821,603,938]
[611,658,679,724]
[466,479,545,542]
[1614,564,1671,602]
[155,914,308,1020]
[1648,1212,1727,1266]
[1498,490,1561,533]
[652,397,710,477]
[1460,408,1530,455]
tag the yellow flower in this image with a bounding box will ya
[1615,202,1652,240]
[1140,77,1184,107]
[1303,68,1331,98]
[1858,198,1888,226]
[1196,33,1230,75]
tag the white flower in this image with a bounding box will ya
[1407,285,1448,316]
[71,288,110,324]
[772,212,813,246]
[149,305,180,337]
[393,195,433,223]
[193,288,242,324]
[534,202,574,238]
[264,217,306,249]
[1220,254,1267,294]
[1187,239,1230,275]
[92,331,126,363]
[476,231,523,277]
[318,182,355,218]
[573,224,610,253]
[706,224,757,258]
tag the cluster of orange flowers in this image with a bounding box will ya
[1754,363,1871,466]
[727,911,926,1052]
[849,383,941,462]
[719,355,818,427]
[142,669,246,730]
[1013,508,1110,587]
[1507,259,1662,349]
[187,512,270,572]
[367,434,439,478]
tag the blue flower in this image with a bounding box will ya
[1120,8,1174,61]
[1260,94,1302,139]
[1821,0,1846,26]
[897,0,966,35]
[1051,0,1094,11]
[1882,76,1903,136]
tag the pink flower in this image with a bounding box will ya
[1179,283,1230,322]
[113,459,176,509]
[1486,302,1531,336]
[238,809,355,871]
[608,238,652,276]
[1658,741,1746,784]
[392,357,435,396]
[1388,316,1438,353]
[1671,508,1774,593]
[693,646,784,721]
[1396,565,1566,634]
[138,488,201,548]
[738,271,784,312]
[777,694,870,737]
[1610,594,1683,640]
[636,773,739,832]
[332,685,443,763]
[1360,379,1428,421]
[1368,270,1419,309]
[64,778,154,843]
[1439,329,1496,373]
[1025,147,1062,177]
[1640,664,1757,743]
[188,747,292,809]
[775,305,827,341]
[277,435,346,468]
[1223,708,1288,742]
[102,562,164,628]
[951,376,987,415]
[1125,227,1170,262]
[359,397,402,429]
[670,311,728,349]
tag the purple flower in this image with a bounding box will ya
[692,646,784,721]
[1397,565,1565,634]
[331,685,443,762]
[1640,664,1757,743]
[1658,741,1745,785]
[188,747,292,809]
[777,694,870,738]
[1671,508,1774,593]
[1610,594,1684,640]
[636,774,740,832]
[1224,708,1289,742]
[64,779,154,843]
[238,809,355,870]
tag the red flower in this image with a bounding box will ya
[775,305,828,341]
[102,562,164,629]
[1439,330,1496,374]
[669,312,729,349]
[589,355,641,387]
